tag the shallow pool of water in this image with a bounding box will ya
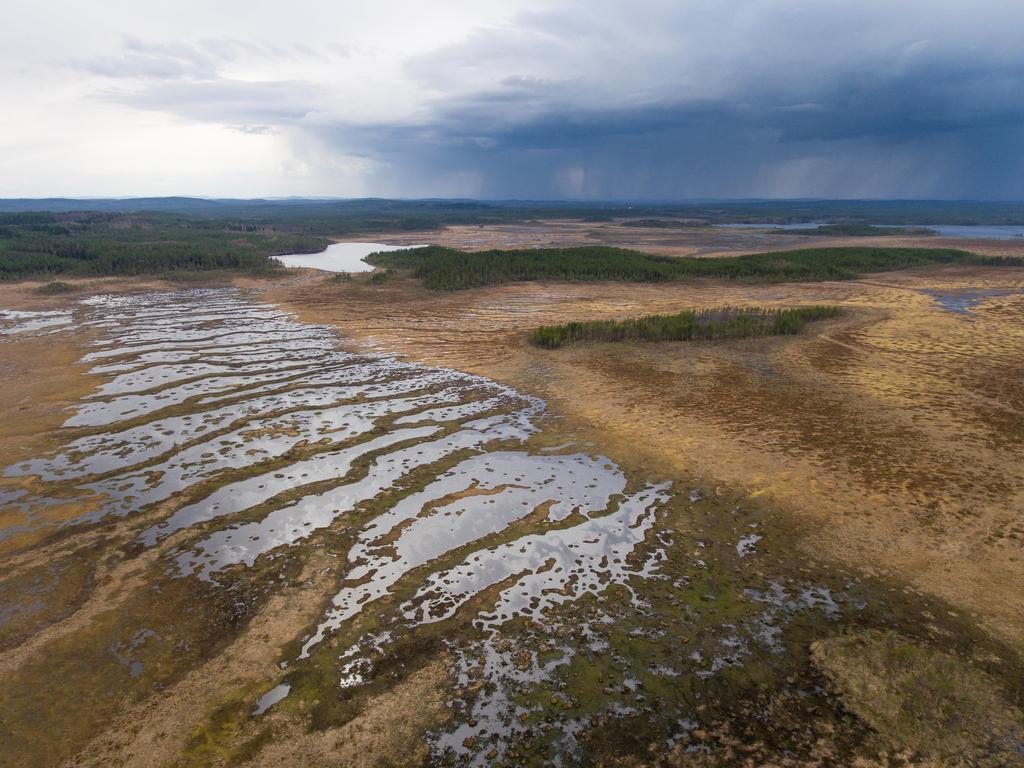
[922,288,1021,314]
[2,288,674,662]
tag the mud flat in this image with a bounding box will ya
[0,269,1021,767]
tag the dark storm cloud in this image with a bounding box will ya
[308,61,1024,199]
[302,1,1024,198]
[64,1,1024,198]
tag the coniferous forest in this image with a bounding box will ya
[0,212,328,279]
[367,245,1008,290]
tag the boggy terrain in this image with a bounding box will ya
[353,217,1024,260]
[0,256,1022,768]
[269,265,1024,650]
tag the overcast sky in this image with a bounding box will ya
[3,0,1023,199]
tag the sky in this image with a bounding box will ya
[2,0,1023,200]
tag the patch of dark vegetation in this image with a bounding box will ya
[771,224,937,237]
[619,218,705,228]
[0,212,326,280]
[367,244,1013,290]
[528,305,840,348]
[33,280,77,294]
[368,269,391,285]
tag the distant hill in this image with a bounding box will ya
[0,197,499,217]
[0,198,1021,225]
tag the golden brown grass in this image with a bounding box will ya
[812,631,1024,766]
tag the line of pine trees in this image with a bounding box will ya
[528,305,841,348]
[366,245,1005,290]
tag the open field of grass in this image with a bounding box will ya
[367,244,1018,289]
[529,305,839,348]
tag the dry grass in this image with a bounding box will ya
[811,631,1024,766]
[268,263,1024,650]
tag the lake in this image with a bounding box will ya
[276,241,425,272]
[901,224,1024,240]
[718,223,1024,239]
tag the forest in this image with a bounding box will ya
[529,305,841,348]
[3,199,1023,281]
[0,212,327,279]
[2,197,1023,226]
[365,245,1001,290]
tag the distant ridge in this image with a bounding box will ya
[0,197,1021,224]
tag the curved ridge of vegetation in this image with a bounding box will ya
[529,305,841,348]
[366,245,1011,290]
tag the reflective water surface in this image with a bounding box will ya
[2,288,939,767]
[0,308,74,336]
[276,241,425,272]
[2,289,674,664]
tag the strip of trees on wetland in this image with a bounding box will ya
[528,305,841,348]
[366,245,1013,290]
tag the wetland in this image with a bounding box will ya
[1,221,1023,767]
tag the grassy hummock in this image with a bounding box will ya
[33,280,77,294]
[528,305,840,348]
[811,630,1024,764]
[366,245,998,290]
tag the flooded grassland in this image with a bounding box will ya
[0,268,1022,767]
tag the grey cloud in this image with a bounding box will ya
[96,79,322,124]
[62,1,1024,199]
[235,124,276,135]
[326,2,1024,198]
[75,35,346,81]
[76,37,221,80]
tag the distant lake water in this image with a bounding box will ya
[276,242,424,272]
[898,224,1024,240]
[718,223,1024,239]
